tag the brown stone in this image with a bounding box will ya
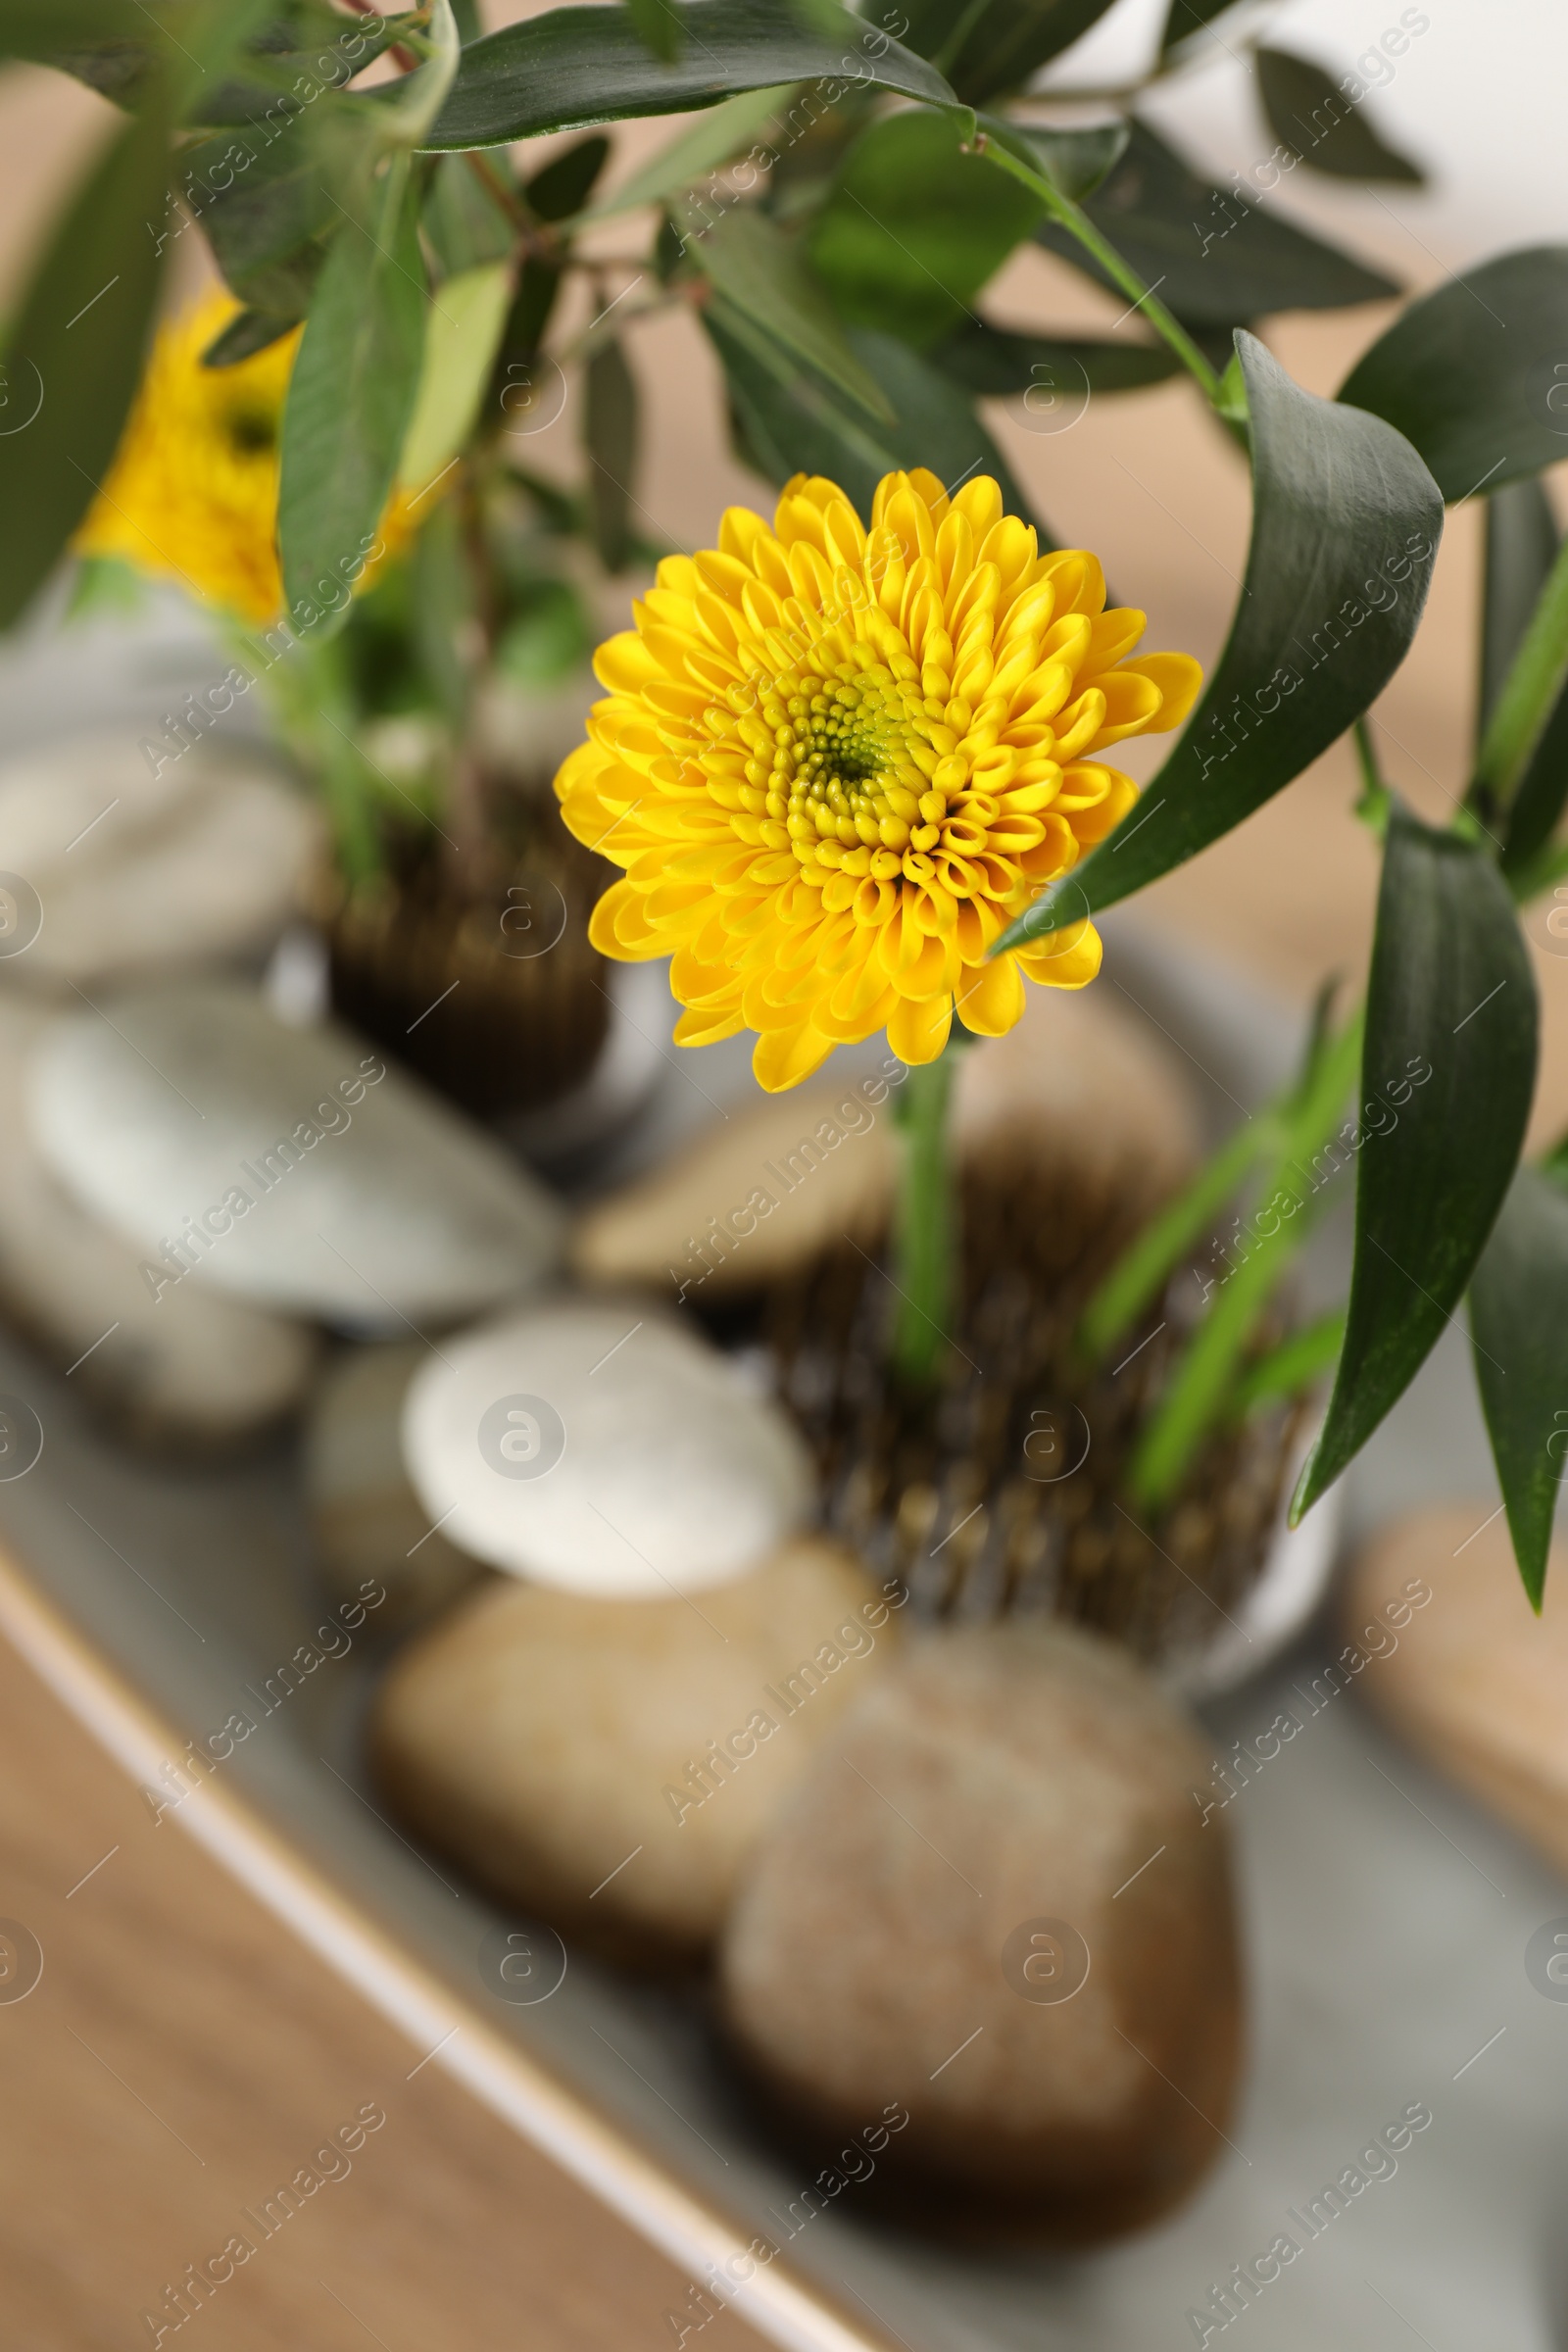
[370,1539,905,1965]
[1342,1504,1568,1875]
[718,1622,1242,2244]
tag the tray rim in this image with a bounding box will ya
[0,1532,883,2352]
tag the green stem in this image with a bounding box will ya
[976,130,1224,408]
[891,1046,960,1391]
[1351,714,1393,837]
[1471,525,1568,819]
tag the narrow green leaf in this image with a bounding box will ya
[1080,1116,1276,1360]
[1294,806,1539,1519]
[1478,482,1568,876]
[895,0,1119,102]
[625,0,683,63]
[201,305,297,367]
[422,0,963,151]
[1339,247,1568,504]
[422,153,516,276]
[585,338,640,573]
[931,319,1180,396]
[398,260,512,497]
[808,108,1044,351]
[680,201,892,420]
[706,311,1047,535]
[1473,527,1568,819]
[1470,1166,1568,1609]
[575,86,789,227]
[526,131,612,220]
[0,69,173,627]
[277,160,428,630]
[1480,478,1558,736]
[999,335,1442,947]
[1231,1310,1348,1417]
[1013,120,1129,203]
[1038,120,1398,326]
[1255,47,1424,185]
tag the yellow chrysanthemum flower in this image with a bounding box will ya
[76,290,414,627]
[555,467,1200,1091]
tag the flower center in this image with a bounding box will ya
[753,658,954,881]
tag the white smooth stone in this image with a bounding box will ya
[0,730,319,989]
[27,981,564,1328]
[401,1301,814,1594]
[0,998,315,1443]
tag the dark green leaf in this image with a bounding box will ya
[1475,480,1568,877]
[999,335,1442,943]
[277,160,427,630]
[201,305,297,367]
[422,0,961,152]
[1040,120,1398,325]
[190,16,412,125]
[1013,119,1129,203]
[932,318,1181,396]
[808,108,1044,350]
[1159,0,1245,56]
[526,130,612,220]
[896,0,1119,103]
[1295,804,1539,1519]
[625,0,682,64]
[585,338,640,573]
[1470,1166,1568,1608]
[422,153,515,275]
[1256,46,1424,184]
[184,118,339,320]
[681,201,891,417]
[575,88,787,226]
[1480,477,1558,736]
[1339,248,1568,504]
[706,311,1048,536]
[0,69,173,628]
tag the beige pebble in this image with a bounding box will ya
[570,981,1200,1299]
[1342,1504,1568,1875]
[370,1538,906,1964]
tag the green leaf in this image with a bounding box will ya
[184,118,342,320]
[1470,1166,1568,1609]
[1012,120,1129,203]
[526,130,612,220]
[1255,46,1424,184]
[896,0,1119,103]
[1159,0,1245,56]
[998,335,1442,945]
[422,0,962,152]
[931,318,1181,396]
[1480,477,1558,736]
[398,260,512,498]
[1039,120,1398,326]
[706,312,1047,535]
[585,337,640,573]
[680,201,891,419]
[808,108,1044,350]
[201,305,297,367]
[1475,481,1568,878]
[575,86,789,226]
[422,153,516,276]
[1230,1310,1348,1417]
[625,0,682,63]
[0,66,173,628]
[1339,248,1568,504]
[277,160,428,631]
[1294,805,1539,1520]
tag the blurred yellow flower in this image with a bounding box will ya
[556,466,1200,1091]
[76,290,415,628]
[76,291,299,625]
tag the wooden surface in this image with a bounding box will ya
[0,1626,770,2352]
[3,28,1567,2352]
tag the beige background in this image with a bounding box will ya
[0,12,1558,2344]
